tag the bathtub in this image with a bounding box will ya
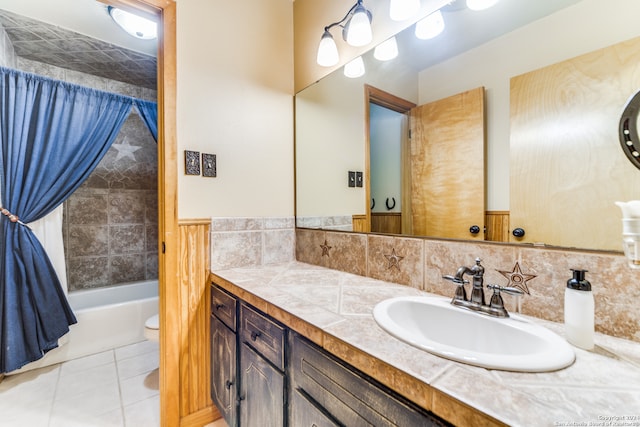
[8,280,158,374]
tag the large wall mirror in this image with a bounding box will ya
[295,0,640,252]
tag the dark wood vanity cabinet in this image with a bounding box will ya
[210,283,449,427]
[210,284,286,427]
[210,286,239,427]
[289,332,450,427]
[238,303,286,427]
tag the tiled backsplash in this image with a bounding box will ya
[296,215,353,231]
[296,228,640,343]
[210,217,296,270]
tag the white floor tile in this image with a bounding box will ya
[120,369,159,406]
[0,365,59,416]
[60,350,115,377]
[116,350,158,380]
[0,400,53,427]
[55,362,118,400]
[51,380,122,420]
[123,395,160,427]
[1,345,162,427]
[115,340,158,361]
[49,406,124,427]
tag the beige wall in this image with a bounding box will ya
[295,51,417,218]
[176,0,294,218]
[417,0,640,211]
[294,0,449,93]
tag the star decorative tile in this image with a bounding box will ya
[384,248,404,270]
[497,262,537,295]
[320,239,332,257]
[112,139,142,161]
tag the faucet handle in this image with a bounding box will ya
[443,275,468,301]
[487,284,524,316]
[488,284,524,296]
[442,275,468,285]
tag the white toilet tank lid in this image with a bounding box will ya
[145,314,159,330]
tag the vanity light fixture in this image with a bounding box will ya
[389,0,421,21]
[316,0,373,67]
[344,56,365,78]
[415,9,445,40]
[466,0,500,11]
[317,30,340,66]
[108,6,157,40]
[374,37,399,61]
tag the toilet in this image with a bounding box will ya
[144,314,159,342]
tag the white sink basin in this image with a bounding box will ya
[373,296,575,372]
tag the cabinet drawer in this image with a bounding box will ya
[290,333,449,427]
[239,303,285,370]
[211,284,237,331]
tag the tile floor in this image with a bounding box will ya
[0,340,160,427]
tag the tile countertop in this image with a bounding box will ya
[210,261,640,427]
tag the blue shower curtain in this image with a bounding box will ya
[0,67,134,373]
[134,99,158,142]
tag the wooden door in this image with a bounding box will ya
[409,87,486,239]
[510,37,640,251]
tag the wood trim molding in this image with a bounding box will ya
[103,1,177,426]
[180,406,220,427]
[155,3,179,425]
[179,218,212,226]
[365,84,417,113]
[364,85,416,235]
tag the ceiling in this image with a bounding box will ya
[0,1,157,89]
[0,0,582,91]
[396,0,582,72]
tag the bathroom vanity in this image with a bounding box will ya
[209,262,640,427]
[210,284,448,426]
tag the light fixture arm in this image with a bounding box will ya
[323,0,361,34]
[316,0,372,66]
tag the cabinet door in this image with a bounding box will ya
[290,388,340,427]
[239,343,284,427]
[211,315,237,427]
[290,333,449,427]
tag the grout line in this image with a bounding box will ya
[113,348,128,427]
[47,363,64,427]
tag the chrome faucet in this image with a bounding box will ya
[443,258,523,318]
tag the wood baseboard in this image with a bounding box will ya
[180,405,220,427]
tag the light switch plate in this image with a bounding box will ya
[202,153,216,177]
[348,171,356,187]
[356,171,363,187]
[184,150,200,175]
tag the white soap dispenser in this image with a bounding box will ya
[564,269,594,350]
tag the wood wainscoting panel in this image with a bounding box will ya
[178,219,219,426]
[352,214,368,233]
[485,211,510,242]
[371,212,402,234]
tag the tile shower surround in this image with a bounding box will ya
[15,58,158,291]
[295,228,640,343]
